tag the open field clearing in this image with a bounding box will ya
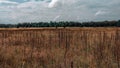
[0,27,120,68]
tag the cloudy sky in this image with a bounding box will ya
[0,0,120,24]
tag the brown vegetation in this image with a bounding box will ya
[0,27,120,68]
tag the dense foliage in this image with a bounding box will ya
[0,20,120,28]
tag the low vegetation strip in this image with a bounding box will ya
[0,20,120,28]
[0,27,120,31]
[0,28,119,68]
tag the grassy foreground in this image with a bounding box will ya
[0,27,120,68]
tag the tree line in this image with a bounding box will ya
[0,20,120,28]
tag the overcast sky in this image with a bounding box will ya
[0,0,120,24]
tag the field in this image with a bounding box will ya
[0,27,119,68]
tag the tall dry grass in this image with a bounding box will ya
[0,28,119,68]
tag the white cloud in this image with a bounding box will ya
[48,0,59,8]
[53,15,60,21]
[17,1,37,9]
[95,10,107,16]
[0,0,18,4]
[0,0,120,23]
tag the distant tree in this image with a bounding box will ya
[117,20,120,27]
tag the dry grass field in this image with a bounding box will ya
[0,27,119,68]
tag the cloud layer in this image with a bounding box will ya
[0,0,120,23]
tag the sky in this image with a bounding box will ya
[0,0,120,24]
